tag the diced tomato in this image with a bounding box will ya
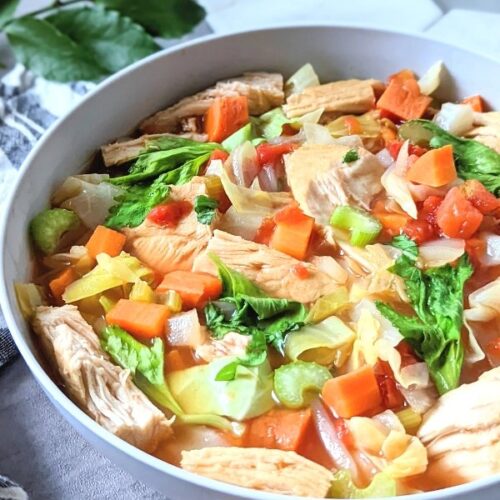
[344,116,362,135]
[396,341,420,367]
[209,148,229,163]
[420,195,444,227]
[462,95,484,113]
[460,180,500,215]
[273,203,305,224]
[253,217,276,245]
[465,237,486,268]
[256,142,297,167]
[292,263,310,280]
[486,338,500,356]
[147,201,192,227]
[436,187,484,239]
[387,140,403,160]
[282,123,298,136]
[409,144,428,157]
[403,219,436,244]
[374,361,405,411]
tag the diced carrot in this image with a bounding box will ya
[156,271,222,309]
[321,366,382,418]
[86,225,126,259]
[245,408,312,452]
[270,204,314,260]
[377,77,432,121]
[460,179,500,215]
[106,299,170,338]
[204,96,249,142]
[49,267,78,301]
[374,211,409,237]
[209,148,230,163]
[343,116,362,135]
[406,145,457,187]
[388,68,415,84]
[436,187,484,239]
[165,348,196,373]
[462,95,484,112]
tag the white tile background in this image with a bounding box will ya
[0,1,499,499]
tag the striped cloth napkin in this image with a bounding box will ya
[0,65,94,369]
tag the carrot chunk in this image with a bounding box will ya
[436,187,483,239]
[462,95,484,112]
[245,408,312,451]
[86,225,126,259]
[156,270,222,309]
[406,145,457,187]
[270,204,314,260]
[165,348,196,373]
[321,366,382,418]
[204,96,249,142]
[377,77,432,121]
[49,267,78,301]
[106,299,170,338]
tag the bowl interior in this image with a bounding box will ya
[1,25,499,500]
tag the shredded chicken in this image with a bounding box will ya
[122,177,216,274]
[283,79,383,119]
[193,230,341,303]
[285,143,384,223]
[140,72,284,134]
[181,447,332,497]
[196,332,250,363]
[417,367,500,487]
[464,112,500,153]
[32,305,172,452]
[101,132,208,167]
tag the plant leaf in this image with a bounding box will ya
[46,6,159,74]
[96,0,205,38]
[5,16,107,82]
[0,0,19,29]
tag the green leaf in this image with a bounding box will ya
[5,6,160,82]
[46,6,160,74]
[96,0,205,38]
[194,195,219,225]
[391,234,418,261]
[376,249,473,394]
[0,0,19,29]
[400,119,500,195]
[105,178,170,229]
[343,149,359,163]
[5,17,107,82]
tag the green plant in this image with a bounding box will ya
[0,0,205,82]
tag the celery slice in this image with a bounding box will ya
[30,208,79,255]
[274,361,331,409]
[330,205,381,247]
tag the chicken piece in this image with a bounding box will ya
[32,305,172,452]
[417,367,500,487]
[122,177,216,274]
[285,144,384,223]
[283,79,383,119]
[196,332,250,363]
[101,132,208,167]
[140,72,284,134]
[193,230,341,303]
[181,447,332,497]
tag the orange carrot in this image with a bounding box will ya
[156,271,222,309]
[462,95,484,112]
[204,96,249,142]
[49,267,78,301]
[388,68,415,84]
[245,408,312,452]
[343,116,362,135]
[374,211,409,237]
[106,299,170,338]
[165,348,196,373]
[270,204,314,260]
[322,366,382,418]
[86,225,126,259]
[406,145,457,187]
[377,77,432,121]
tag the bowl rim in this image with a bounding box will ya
[1,23,499,500]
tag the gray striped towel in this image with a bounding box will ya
[0,64,94,369]
[0,475,28,500]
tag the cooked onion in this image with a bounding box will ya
[434,103,474,136]
[480,233,500,267]
[419,238,465,267]
[258,164,279,192]
[230,141,259,187]
[417,60,444,96]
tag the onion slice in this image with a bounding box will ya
[418,238,465,268]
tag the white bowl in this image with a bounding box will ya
[1,25,499,500]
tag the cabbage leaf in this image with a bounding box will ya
[329,470,396,499]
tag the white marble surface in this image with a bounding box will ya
[1,1,500,499]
